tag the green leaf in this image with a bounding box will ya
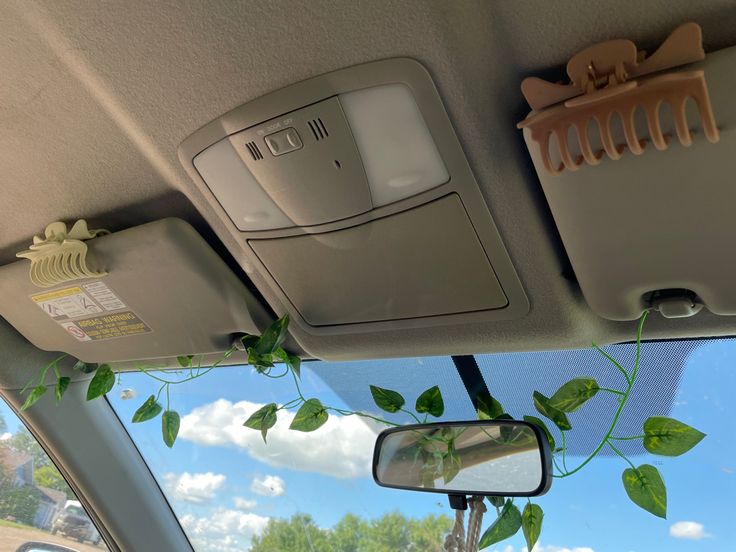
[289,399,328,432]
[54,377,70,404]
[495,413,515,441]
[415,386,444,417]
[244,403,278,442]
[487,495,505,508]
[549,377,599,413]
[161,410,181,448]
[643,416,706,457]
[523,415,556,451]
[132,395,163,423]
[622,464,667,518]
[522,502,544,552]
[533,391,572,431]
[478,500,522,549]
[369,385,405,413]
[176,355,193,368]
[21,385,47,411]
[86,364,115,401]
[72,361,98,374]
[248,348,274,370]
[476,391,504,420]
[442,449,462,484]
[273,348,301,380]
[240,334,259,350]
[254,315,290,355]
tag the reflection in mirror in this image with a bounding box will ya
[373,421,550,496]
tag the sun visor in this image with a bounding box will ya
[519,23,736,321]
[0,218,271,363]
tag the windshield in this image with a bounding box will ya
[109,339,734,552]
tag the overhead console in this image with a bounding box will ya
[179,58,527,353]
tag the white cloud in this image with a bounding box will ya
[180,508,269,552]
[233,497,257,510]
[250,474,285,497]
[163,472,226,504]
[0,433,11,441]
[179,399,380,478]
[670,521,710,540]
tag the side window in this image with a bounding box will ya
[0,400,108,552]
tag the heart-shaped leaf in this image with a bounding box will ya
[289,399,328,432]
[21,385,47,411]
[162,410,181,448]
[248,349,274,370]
[369,385,405,413]
[176,355,193,368]
[549,377,599,412]
[55,377,71,404]
[533,391,572,431]
[273,348,301,380]
[240,334,259,351]
[643,416,706,457]
[72,361,98,374]
[415,386,444,417]
[244,403,278,442]
[479,500,522,549]
[132,395,163,423]
[86,364,115,401]
[487,495,505,509]
[622,464,667,518]
[522,502,544,552]
[476,391,504,420]
[523,415,556,451]
[254,315,290,355]
[442,449,462,484]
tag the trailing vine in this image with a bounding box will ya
[19,310,706,551]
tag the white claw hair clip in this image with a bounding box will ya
[16,220,109,288]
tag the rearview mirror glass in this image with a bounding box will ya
[373,421,551,496]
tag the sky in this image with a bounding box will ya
[3,338,734,552]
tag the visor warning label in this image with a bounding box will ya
[31,282,151,341]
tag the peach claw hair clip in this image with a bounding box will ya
[517,22,720,175]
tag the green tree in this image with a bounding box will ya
[250,511,453,552]
[251,514,331,552]
[331,513,367,552]
[0,475,40,526]
[34,465,74,500]
[9,428,49,469]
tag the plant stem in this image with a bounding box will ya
[22,355,67,394]
[290,369,306,401]
[326,407,400,427]
[607,440,636,470]
[166,383,171,411]
[401,408,423,424]
[596,387,625,396]
[609,435,645,441]
[592,344,630,385]
[561,430,568,473]
[557,311,648,478]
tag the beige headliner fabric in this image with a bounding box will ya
[2,0,736,359]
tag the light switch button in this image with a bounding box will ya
[264,128,302,156]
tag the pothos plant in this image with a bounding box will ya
[20,310,705,551]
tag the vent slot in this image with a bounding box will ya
[308,118,329,141]
[245,141,263,161]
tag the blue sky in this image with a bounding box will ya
[3,339,734,552]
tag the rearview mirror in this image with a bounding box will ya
[373,420,551,496]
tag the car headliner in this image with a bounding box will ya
[2,1,736,364]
